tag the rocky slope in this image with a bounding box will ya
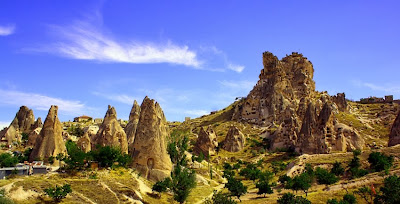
[131,97,172,181]
[194,126,218,157]
[2,106,36,145]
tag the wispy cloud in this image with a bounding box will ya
[183,109,209,117]
[36,21,201,67]
[92,91,135,105]
[0,24,15,36]
[219,80,255,90]
[0,89,86,116]
[353,80,400,94]
[199,46,245,73]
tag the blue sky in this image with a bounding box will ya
[1,1,399,128]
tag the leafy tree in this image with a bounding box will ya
[239,163,261,182]
[204,190,237,204]
[271,161,287,174]
[291,173,312,196]
[152,177,171,196]
[16,148,32,163]
[328,193,357,204]
[223,169,236,180]
[170,165,196,204]
[315,167,339,185]
[225,177,247,202]
[0,153,18,168]
[277,193,311,204]
[64,140,87,170]
[368,152,393,173]
[374,175,400,204]
[279,175,292,185]
[331,161,345,176]
[44,184,72,202]
[256,180,273,197]
[348,149,368,178]
[90,145,131,168]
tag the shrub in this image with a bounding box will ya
[44,184,72,202]
[315,167,339,185]
[0,153,18,168]
[331,161,345,176]
[225,177,247,202]
[152,177,171,195]
[204,190,237,204]
[368,152,393,173]
[277,193,311,204]
[170,165,196,204]
[374,175,400,204]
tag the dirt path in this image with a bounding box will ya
[100,181,120,204]
[73,192,97,204]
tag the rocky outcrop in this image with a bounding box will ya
[194,126,218,157]
[27,127,41,148]
[83,125,99,140]
[77,132,91,153]
[32,117,43,129]
[222,126,245,152]
[132,97,172,181]
[232,52,361,154]
[125,100,140,151]
[334,123,365,151]
[92,105,128,154]
[388,111,400,147]
[3,106,36,145]
[29,106,66,161]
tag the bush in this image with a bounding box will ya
[204,190,237,204]
[331,161,345,176]
[225,177,247,202]
[44,184,72,202]
[327,193,356,204]
[277,193,311,204]
[90,145,132,168]
[368,152,393,173]
[374,175,400,204]
[152,177,171,195]
[0,153,18,168]
[315,167,339,185]
[170,165,196,204]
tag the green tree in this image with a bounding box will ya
[152,177,171,196]
[331,161,345,176]
[44,184,72,202]
[170,165,196,204]
[256,180,273,198]
[356,186,374,204]
[328,193,357,204]
[0,153,18,168]
[90,145,131,168]
[204,190,237,204]
[291,172,312,196]
[348,149,368,178]
[277,193,311,204]
[225,177,247,202]
[374,175,400,204]
[315,167,339,185]
[368,152,393,173]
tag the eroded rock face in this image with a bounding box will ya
[232,52,359,154]
[132,97,172,181]
[388,111,400,147]
[222,126,245,152]
[125,100,140,151]
[29,106,66,161]
[3,106,36,145]
[27,127,41,148]
[32,117,43,129]
[92,105,128,154]
[194,126,218,157]
[77,132,91,153]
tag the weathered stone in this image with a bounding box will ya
[3,106,36,145]
[92,105,128,154]
[331,93,348,112]
[222,126,245,152]
[132,97,172,181]
[335,123,365,151]
[27,127,41,148]
[194,126,218,157]
[29,105,67,161]
[125,100,140,152]
[77,132,91,153]
[83,125,99,141]
[32,117,43,129]
[388,111,400,146]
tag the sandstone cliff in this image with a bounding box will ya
[3,106,36,145]
[388,111,400,146]
[29,105,66,161]
[92,105,128,154]
[232,52,357,154]
[222,126,245,152]
[125,100,140,152]
[77,132,91,153]
[132,97,172,181]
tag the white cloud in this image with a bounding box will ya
[183,109,209,117]
[353,80,400,94]
[0,24,15,36]
[0,89,86,116]
[198,46,245,73]
[219,80,255,90]
[40,21,201,67]
[228,64,245,73]
[0,121,10,130]
[92,92,135,105]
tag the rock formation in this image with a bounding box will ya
[83,125,99,140]
[27,127,41,148]
[92,105,128,154]
[29,105,66,161]
[132,97,172,181]
[125,100,140,151]
[3,106,36,145]
[77,132,91,153]
[222,126,245,152]
[388,111,400,146]
[232,52,360,154]
[194,126,218,157]
[32,117,43,129]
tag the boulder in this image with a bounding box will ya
[125,100,140,151]
[132,97,172,181]
[92,105,128,154]
[29,105,66,161]
[194,126,218,157]
[388,111,400,147]
[222,126,245,152]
